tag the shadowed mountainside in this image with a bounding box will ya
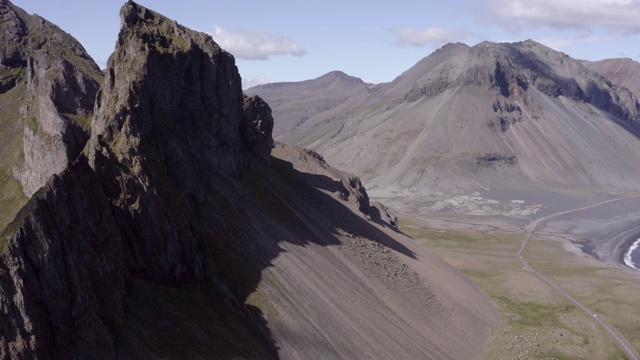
[0,2,498,359]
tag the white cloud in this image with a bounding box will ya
[243,75,270,89]
[390,27,469,47]
[483,0,640,34]
[209,26,307,60]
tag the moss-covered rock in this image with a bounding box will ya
[0,0,102,200]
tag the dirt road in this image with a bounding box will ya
[519,196,640,360]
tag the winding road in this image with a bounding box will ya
[518,195,640,360]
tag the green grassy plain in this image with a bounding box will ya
[401,219,637,359]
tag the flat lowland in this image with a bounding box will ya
[401,215,640,360]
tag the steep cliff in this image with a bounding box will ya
[0,0,102,230]
[0,1,276,358]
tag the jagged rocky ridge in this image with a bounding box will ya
[0,0,102,232]
[0,2,275,357]
[0,0,102,196]
[0,2,484,359]
[402,40,639,122]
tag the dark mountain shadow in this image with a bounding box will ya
[99,152,416,359]
[266,157,416,259]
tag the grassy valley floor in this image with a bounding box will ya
[401,217,640,360]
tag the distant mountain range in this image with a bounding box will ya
[249,40,640,211]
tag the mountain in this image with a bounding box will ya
[260,40,640,211]
[245,71,373,137]
[0,0,102,229]
[583,58,640,100]
[0,2,497,359]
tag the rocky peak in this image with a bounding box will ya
[434,42,469,55]
[402,40,640,122]
[384,42,469,98]
[81,0,274,281]
[0,1,99,72]
[0,2,275,357]
[0,1,28,69]
[86,2,273,209]
[0,0,101,221]
[319,70,365,84]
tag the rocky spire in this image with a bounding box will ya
[87,1,272,186]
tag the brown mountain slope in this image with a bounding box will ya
[0,2,497,359]
[583,58,640,100]
[246,43,469,141]
[264,40,640,211]
[245,71,373,137]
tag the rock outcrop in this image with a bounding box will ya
[242,95,275,166]
[0,1,275,358]
[0,0,102,198]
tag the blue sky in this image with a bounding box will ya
[14,0,640,88]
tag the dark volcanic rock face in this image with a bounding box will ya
[242,95,275,166]
[89,1,249,181]
[0,159,127,359]
[0,0,102,197]
[0,1,275,358]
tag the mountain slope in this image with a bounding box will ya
[0,2,497,359]
[265,40,640,211]
[583,58,640,100]
[245,71,373,137]
[0,0,102,229]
